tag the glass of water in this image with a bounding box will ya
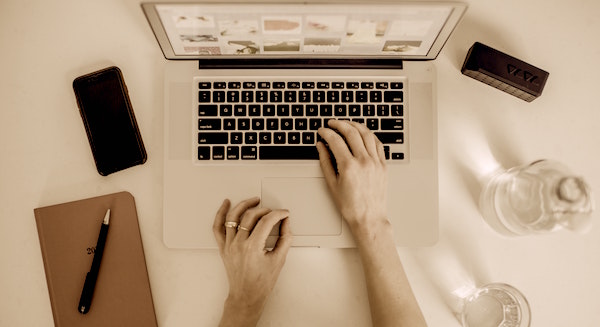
[460,283,531,327]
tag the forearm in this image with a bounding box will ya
[352,220,427,327]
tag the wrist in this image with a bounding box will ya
[349,217,397,254]
[219,296,264,327]
[349,216,393,241]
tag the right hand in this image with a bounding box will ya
[316,120,390,234]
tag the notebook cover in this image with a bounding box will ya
[34,191,158,327]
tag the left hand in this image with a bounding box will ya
[213,197,293,326]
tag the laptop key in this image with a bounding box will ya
[270,91,283,102]
[259,146,319,160]
[198,119,221,130]
[376,82,389,89]
[302,82,315,89]
[198,146,210,160]
[242,146,258,160]
[213,91,226,102]
[341,91,353,102]
[370,91,382,102]
[256,90,268,102]
[245,132,257,144]
[377,104,390,116]
[220,105,232,116]
[249,104,261,116]
[212,146,225,160]
[238,119,250,130]
[198,91,211,102]
[302,132,315,144]
[198,132,228,144]
[199,105,218,116]
[313,90,326,102]
[241,91,253,102]
[356,91,368,102]
[259,132,272,144]
[274,132,286,144]
[392,105,404,116]
[277,104,290,116]
[231,133,243,144]
[392,152,405,160]
[383,146,390,160]
[284,90,297,102]
[346,82,359,89]
[306,105,318,116]
[334,105,347,116]
[223,118,235,130]
[309,118,322,130]
[327,91,339,102]
[291,105,304,116]
[227,91,240,102]
[374,132,404,144]
[366,118,379,130]
[287,81,301,89]
[316,82,329,89]
[227,146,239,160]
[381,118,404,130]
[384,91,403,102]
[299,90,311,102]
[288,132,301,144]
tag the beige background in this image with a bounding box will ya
[1,0,599,326]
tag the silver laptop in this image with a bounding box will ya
[142,1,467,248]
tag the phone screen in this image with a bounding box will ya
[73,67,146,175]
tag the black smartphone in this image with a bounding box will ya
[73,66,147,176]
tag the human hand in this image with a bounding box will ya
[213,197,292,327]
[316,120,389,236]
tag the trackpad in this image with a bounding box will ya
[261,177,342,236]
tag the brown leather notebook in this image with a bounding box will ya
[34,191,158,327]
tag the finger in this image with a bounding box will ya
[317,126,352,164]
[249,209,290,247]
[236,207,271,241]
[269,217,293,258]
[327,120,369,158]
[375,138,387,164]
[225,197,260,245]
[316,141,338,191]
[349,121,379,158]
[212,199,231,252]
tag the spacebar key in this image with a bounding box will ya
[259,146,319,160]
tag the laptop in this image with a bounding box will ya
[142,1,467,248]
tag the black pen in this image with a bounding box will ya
[78,209,110,314]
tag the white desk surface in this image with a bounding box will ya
[1,0,599,326]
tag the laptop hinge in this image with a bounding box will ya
[197,58,403,70]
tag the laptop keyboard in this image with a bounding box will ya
[195,77,407,162]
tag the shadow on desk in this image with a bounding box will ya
[410,225,492,318]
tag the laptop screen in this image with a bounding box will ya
[142,2,466,62]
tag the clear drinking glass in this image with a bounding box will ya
[479,159,594,236]
[460,283,531,327]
